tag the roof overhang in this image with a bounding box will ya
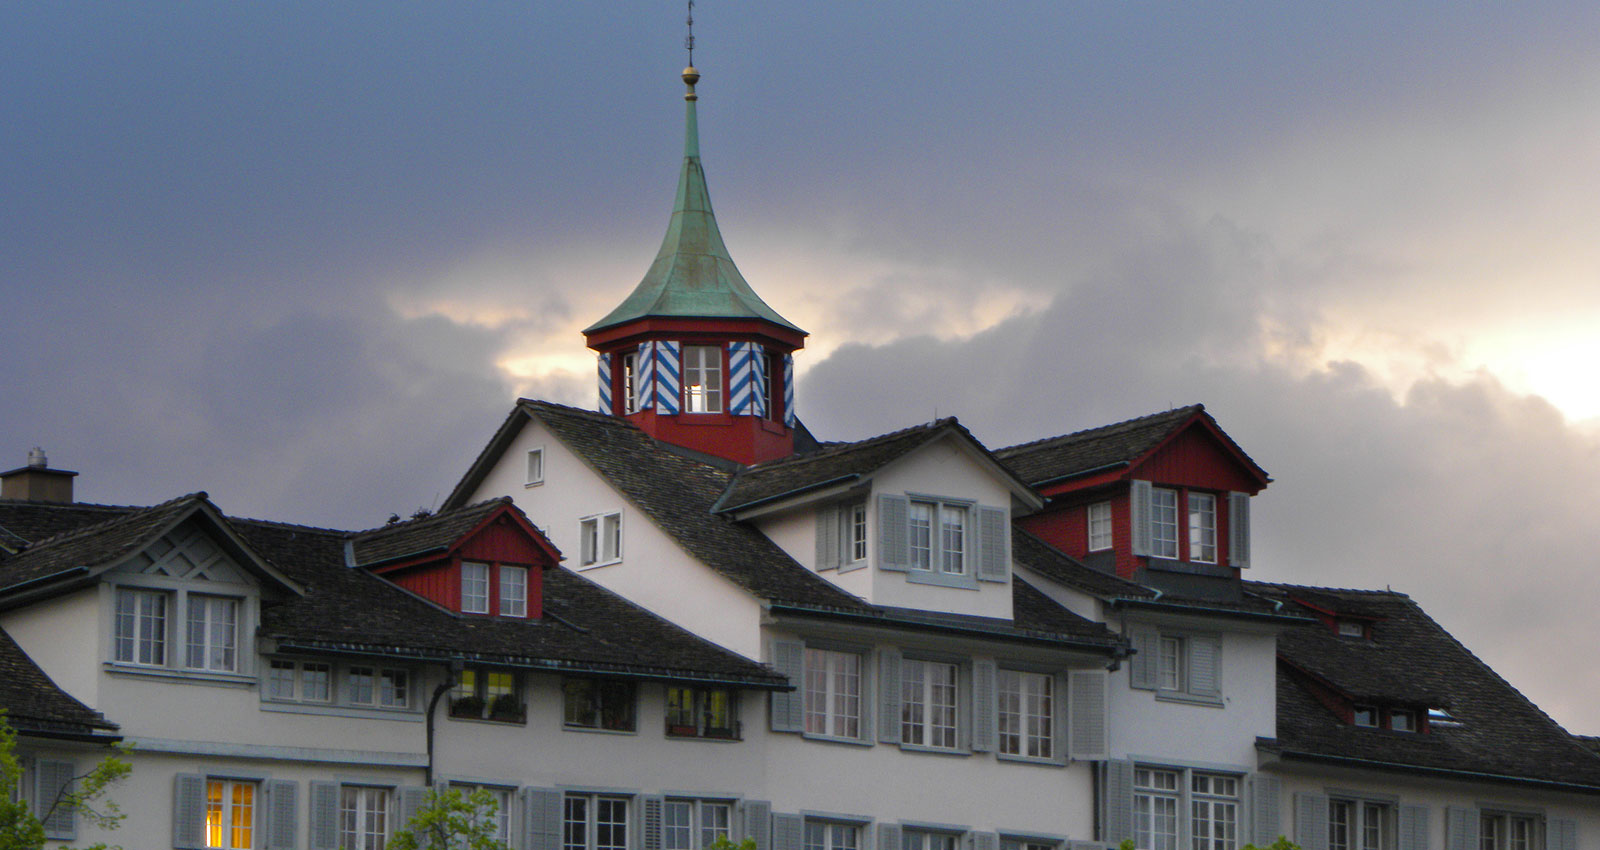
[1258,742,1600,797]
[766,602,1121,657]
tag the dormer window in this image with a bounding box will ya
[1337,620,1366,638]
[1353,706,1378,727]
[1389,709,1416,732]
[1151,488,1180,558]
[910,500,967,574]
[1088,501,1112,551]
[682,345,723,412]
[1187,493,1216,563]
[461,562,491,614]
[499,566,528,617]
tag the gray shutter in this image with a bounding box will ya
[265,779,299,850]
[816,506,841,571]
[1188,636,1221,698]
[1294,793,1329,850]
[1051,672,1071,764]
[1552,818,1578,850]
[879,824,902,850]
[741,801,772,847]
[309,781,340,850]
[1067,669,1108,760]
[972,658,997,752]
[1101,760,1135,845]
[770,639,806,732]
[878,494,911,570]
[1398,805,1430,850]
[1445,807,1479,850]
[1129,480,1153,557]
[976,506,1009,582]
[974,833,999,850]
[879,648,904,744]
[1250,775,1281,846]
[772,814,805,850]
[1128,624,1158,690]
[398,786,429,838]
[643,796,665,850]
[523,788,563,850]
[36,758,76,841]
[173,772,206,850]
[1228,492,1251,567]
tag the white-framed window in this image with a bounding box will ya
[803,648,861,739]
[761,352,779,420]
[580,513,622,567]
[1189,773,1238,850]
[1135,628,1221,702]
[901,658,959,749]
[998,669,1053,759]
[1330,799,1392,850]
[683,345,723,413]
[663,799,733,850]
[526,448,545,486]
[1088,501,1113,552]
[461,562,490,614]
[1151,489,1179,559]
[562,678,636,732]
[114,587,168,665]
[449,783,513,845]
[665,686,739,739]
[186,595,239,672]
[339,785,390,850]
[909,500,968,575]
[849,502,868,563]
[267,659,332,702]
[1135,767,1180,850]
[804,821,860,850]
[1159,636,1185,692]
[205,778,257,849]
[450,667,524,722]
[903,831,959,850]
[622,352,640,413]
[1337,620,1366,638]
[564,794,629,850]
[1480,812,1540,850]
[1187,493,1216,563]
[499,566,528,617]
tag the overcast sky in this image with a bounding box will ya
[5,3,1599,731]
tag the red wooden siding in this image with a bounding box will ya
[376,510,554,618]
[1133,429,1263,494]
[391,561,460,610]
[459,517,548,565]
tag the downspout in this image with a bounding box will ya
[425,658,464,786]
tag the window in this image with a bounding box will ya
[804,648,862,739]
[449,784,513,844]
[998,669,1053,759]
[909,500,968,575]
[580,513,622,567]
[500,566,528,617]
[622,352,640,413]
[1330,800,1391,850]
[1133,628,1221,702]
[904,832,959,850]
[1088,501,1113,551]
[761,352,779,420]
[461,562,490,614]
[849,502,868,563]
[187,595,239,672]
[1003,841,1059,850]
[451,667,524,722]
[1389,709,1416,732]
[901,658,959,749]
[663,799,732,850]
[683,345,723,413]
[665,686,739,739]
[340,786,389,850]
[564,794,629,850]
[267,659,332,702]
[205,779,256,849]
[1353,706,1378,727]
[1337,620,1366,638]
[114,588,167,665]
[804,821,859,850]
[379,668,409,708]
[526,449,544,486]
[563,678,636,731]
[1481,813,1539,850]
[1189,773,1238,850]
[1187,493,1216,564]
[1134,768,1180,850]
[1151,489,1179,559]
[1158,636,1184,692]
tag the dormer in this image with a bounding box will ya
[347,498,560,619]
[997,405,1270,587]
[1286,589,1386,640]
[1280,659,1439,734]
[583,67,807,466]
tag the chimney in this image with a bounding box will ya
[0,448,78,503]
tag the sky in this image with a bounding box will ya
[4,3,1600,730]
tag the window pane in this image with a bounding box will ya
[939,506,966,575]
[462,562,490,613]
[500,566,528,617]
[1188,493,1216,563]
[909,502,934,570]
[1152,489,1179,558]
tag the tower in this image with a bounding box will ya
[583,66,807,466]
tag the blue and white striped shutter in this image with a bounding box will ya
[878,824,902,850]
[975,506,1009,582]
[877,494,911,571]
[1445,807,1479,850]
[643,796,665,850]
[1552,819,1578,850]
[770,639,806,732]
[783,354,796,426]
[728,342,765,416]
[397,787,429,837]
[654,341,682,414]
[741,801,772,847]
[173,772,206,849]
[1189,636,1222,698]
[636,343,656,410]
[1130,480,1154,557]
[1128,624,1159,691]
[597,353,613,412]
[771,814,805,850]
[1229,491,1251,567]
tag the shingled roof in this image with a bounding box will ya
[0,493,212,591]
[1011,526,1156,600]
[994,406,1204,486]
[1254,582,1600,792]
[0,626,117,738]
[347,497,514,568]
[714,419,957,513]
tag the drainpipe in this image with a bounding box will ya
[425,658,464,786]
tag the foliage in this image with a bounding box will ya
[1242,839,1301,850]
[708,838,758,850]
[0,710,131,850]
[390,787,512,850]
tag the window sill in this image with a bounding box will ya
[1154,690,1224,708]
[524,480,544,489]
[562,724,638,736]
[905,570,979,590]
[259,701,425,721]
[665,732,743,743]
[104,662,255,688]
[898,743,970,757]
[577,558,622,571]
[995,752,1067,768]
[449,713,528,726]
[800,732,874,748]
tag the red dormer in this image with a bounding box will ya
[349,499,561,619]
[997,405,1270,581]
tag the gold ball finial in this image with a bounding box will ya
[683,65,700,101]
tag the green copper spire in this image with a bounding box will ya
[583,67,803,335]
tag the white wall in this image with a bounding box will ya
[0,586,101,708]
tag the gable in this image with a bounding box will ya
[111,518,251,585]
[1130,424,1267,494]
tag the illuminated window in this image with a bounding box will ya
[683,346,723,413]
[204,779,255,850]
[665,686,739,739]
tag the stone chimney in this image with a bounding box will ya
[0,448,77,503]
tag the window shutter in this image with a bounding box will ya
[1188,635,1222,698]
[973,833,999,850]
[1249,775,1281,846]
[816,506,841,571]
[1228,492,1251,567]
[1552,818,1578,850]
[1051,672,1071,764]
[597,353,613,413]
[1128,625,1158,690]
[643,795,665,850]
[728,342,766,417]
[397,786,428,838]
[637,342,656,411]
[772,814,805,850]
[878,648,904,744]
[172,772,206,849]
[878,824,902,850]
[975,506,1009,582]
[783,354,796,427]
[770,639,806,732]
[308,781,340,850]
[1129,480,1153,557]
[1398,805,1430,850]
[1067,669,1108,761]
[741,800,772,847]
[522,788,563,850]
[1101,760,1135,845]
[36,758,76,841]
[264,779,299,850]
[1293,793,1329,850]
[654,341,682,414]
[878,494,911,571]
[1445,807,1479,850]
[971,658,997,752]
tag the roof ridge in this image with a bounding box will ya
[994,404,1203,457]
[229,516,356,537]
[349,496,511,539]
[737,417,957,474]
[13,491,208,554]
[0,498,145,512]
[1246,580,1411,598]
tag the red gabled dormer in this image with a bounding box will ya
[348,498,561,619]
[996,405,1270,581]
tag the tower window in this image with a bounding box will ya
[621,352,640,413]
[761,352,779,419]
[683,346,723,413]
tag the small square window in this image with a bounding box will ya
[526,448,544,486]
[1337,620,1365,638]
[1353,706,1378,727]
[580,513,622,567]
[1389,709,1416,732]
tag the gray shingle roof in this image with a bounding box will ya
[0,493,207,591]
[715,419,958,513]
[348,498,511,567]
[1011,526,1156,600]
[995,405,1205,486]
[0,626,117,736]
